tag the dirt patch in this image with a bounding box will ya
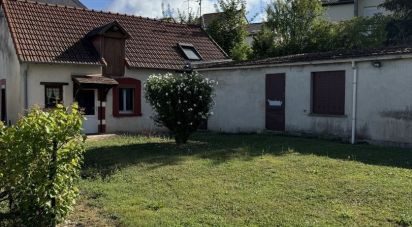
[60,198,116,227]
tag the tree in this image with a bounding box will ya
[252,0,325,58]
[0,104,85,226]
[380,0,412,44]
[207,0,250,60]
[145,72,216,144]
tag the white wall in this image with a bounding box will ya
[0,6,23,124]
[324,3,355,22]
[200,58,412,145]
[201,63,353,137]
[105,68,168,133]
[26,64,101,109]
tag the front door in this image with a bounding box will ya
[266,74,285,131]
[77,89,99,134]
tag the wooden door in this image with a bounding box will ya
[266,74,285,131]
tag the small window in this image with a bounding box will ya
[178,43,202,60]
[119,88,134,113]
[312,71,345,116]
[45,85,63,108]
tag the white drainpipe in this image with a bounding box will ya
[351,60,358,144]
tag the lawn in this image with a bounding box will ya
[71,133,412,226]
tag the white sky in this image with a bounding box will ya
[108,0,271,22]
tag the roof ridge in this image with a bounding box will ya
[10,0,200,27]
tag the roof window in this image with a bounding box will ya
[178,43,202,61]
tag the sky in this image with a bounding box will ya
[81,0,270,22]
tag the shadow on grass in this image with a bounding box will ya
[82,133,412,178]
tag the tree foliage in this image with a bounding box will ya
[380,0,412,44]
[145,72,216,144]
[252,0,389,59]
[0,104,85,226]
[207,0,250,60]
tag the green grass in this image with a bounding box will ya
[78,133,412,226]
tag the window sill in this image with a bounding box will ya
[114,113,142,118]
[308,113,347,118]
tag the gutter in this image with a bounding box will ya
[351,60,358,144]
[195,54,412,71]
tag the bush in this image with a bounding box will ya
[145,72,216,144]
[0,104,85,226]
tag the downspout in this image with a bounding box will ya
[354,0,359,17]
[351,60,358,144]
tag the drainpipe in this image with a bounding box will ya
[354,0,359,17]
[351,60,358,144]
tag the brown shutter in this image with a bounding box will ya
[312,71,345,115]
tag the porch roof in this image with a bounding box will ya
[72,75,118,86]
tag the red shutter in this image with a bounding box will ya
[113,78,142,117]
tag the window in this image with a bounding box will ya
[312,71,345,116]
[119,88,134,113]
[113,78,142,117]
[178,43,202,60]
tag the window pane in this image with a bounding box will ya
[182,47,201,60]
[45,86,62,108]
[125,88,134,111]
[119,88,134,113]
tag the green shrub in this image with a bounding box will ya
[0,104,85,226]
[145,72,216,144]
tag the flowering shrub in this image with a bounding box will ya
[145,72,216,144]
[0,104,85,226]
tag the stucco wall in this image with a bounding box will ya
[26,64,101,109]
[201,63,353,137]
[200,58,412,145]
[358,0,387,17]
[105,68,168,133]
[324,3,354,22]
[0,6,23,124]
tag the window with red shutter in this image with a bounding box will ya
[312,71,345,116]
[113,78,142,117]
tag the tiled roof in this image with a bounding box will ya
[1,0,228,70]
[195,46,412,69]
[72,75,119,85]
[33,0,86,8]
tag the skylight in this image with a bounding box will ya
[178,43,202,61]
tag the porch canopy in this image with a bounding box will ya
[72,74,118,88]
[72,74,118,100]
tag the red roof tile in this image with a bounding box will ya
[1,0,228,70]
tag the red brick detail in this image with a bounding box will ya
[98,106,106,120]
[99,124,106,133]
[113,78,142,117]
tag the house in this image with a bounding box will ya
[194,47,412,146]
[1,0,411,147]
[34,0,86,8]
[323,0,388,22]
[0,0,228,134]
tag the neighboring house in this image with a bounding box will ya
[34,0,86,8]
[195,47,412,146]
[0,0,228,134]
[323,0,388,22]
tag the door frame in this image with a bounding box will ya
[0,79,6,123]
[265,73,286,131]
[75,88,99,134]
